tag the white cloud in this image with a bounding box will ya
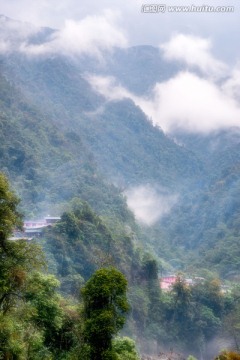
[0,15,40,39]
[125,185,178,226]
[86,75,131,100]
[20,11,128,58]
[0,15,40,54]
[87,71,240,134]
[0,40,10,54]
[87,33,240,135]
[160,34,227,78]
[146,71,240,133]
[0,11,127,58]
[1,0,240,63]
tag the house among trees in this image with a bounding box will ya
[24,216,61,236]
[10,216,61,240]
[160,275,177,291]
[160,275,205,291]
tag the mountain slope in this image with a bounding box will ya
[1,16,240,279]
[1,51,202,190]
[0,70,134,226]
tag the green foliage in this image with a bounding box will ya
[0,173,54,359]
[0,240,44,313]
[191,278,224,318]
[77,99,200,188]
[2,32,240,282]
[81,267,129,360]
[151,277,226,356]
[113,337,140,360]
[2,35,240,359]
[24,273,63,340]
[43,200,142,294]
[222,289,240,351]
[0,173,45,314]
[128,285,150,333]
[0,173,22,246]
[0,311,50,360]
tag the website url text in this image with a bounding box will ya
[141,4,235,13]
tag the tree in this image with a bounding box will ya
[142,254,162,341]
[0,173,22,248]
[0,173,47,358]
[223,302,240,351]
[171,275,192,323]
[0,240,44,313]
[81,267,129,360]
[24,272,64,349]
[0,173,44,313]
[113,337,140,360]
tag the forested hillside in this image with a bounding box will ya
[1,16,240,278]
[1,15,240,358]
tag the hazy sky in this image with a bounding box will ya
[1,0,239,63]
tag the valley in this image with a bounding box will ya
[1,14,240,359]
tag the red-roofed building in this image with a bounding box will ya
[160,275,177,291]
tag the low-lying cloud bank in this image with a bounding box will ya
[0,11,127,58]
[1,16,240,135]
[87,33,240,135]
[125,185,178,226]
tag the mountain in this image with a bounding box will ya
[0,51,201,188]
[1,15,240,280]
[0,68,134,226]
[159,129,240,277]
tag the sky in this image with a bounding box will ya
[1,0,240,62]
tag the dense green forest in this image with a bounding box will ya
[2,173,240,359]
[0,172,141,359]
[1,15,240,358]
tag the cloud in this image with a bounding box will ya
[0,11,127,58]
[146,71,240,133]
[125,185,178,226]
[2,0,239,63]
[0,40,10,53]
[0,15,40,54]
[87,33,240,135]
[160,34,227,78]
[87,71,240,134]
[86,75,131,100]
[19,11,128,58]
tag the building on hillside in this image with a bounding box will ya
[160,275,205,291]
[23,216,60,236]
[10,216,61,240]
[45,216,61,225]
[160,275,177,291]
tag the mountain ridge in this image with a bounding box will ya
[1,15,240,278]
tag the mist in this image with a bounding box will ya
[125,185,178,226]
[87,33,240,135]
[0,12,127,58]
